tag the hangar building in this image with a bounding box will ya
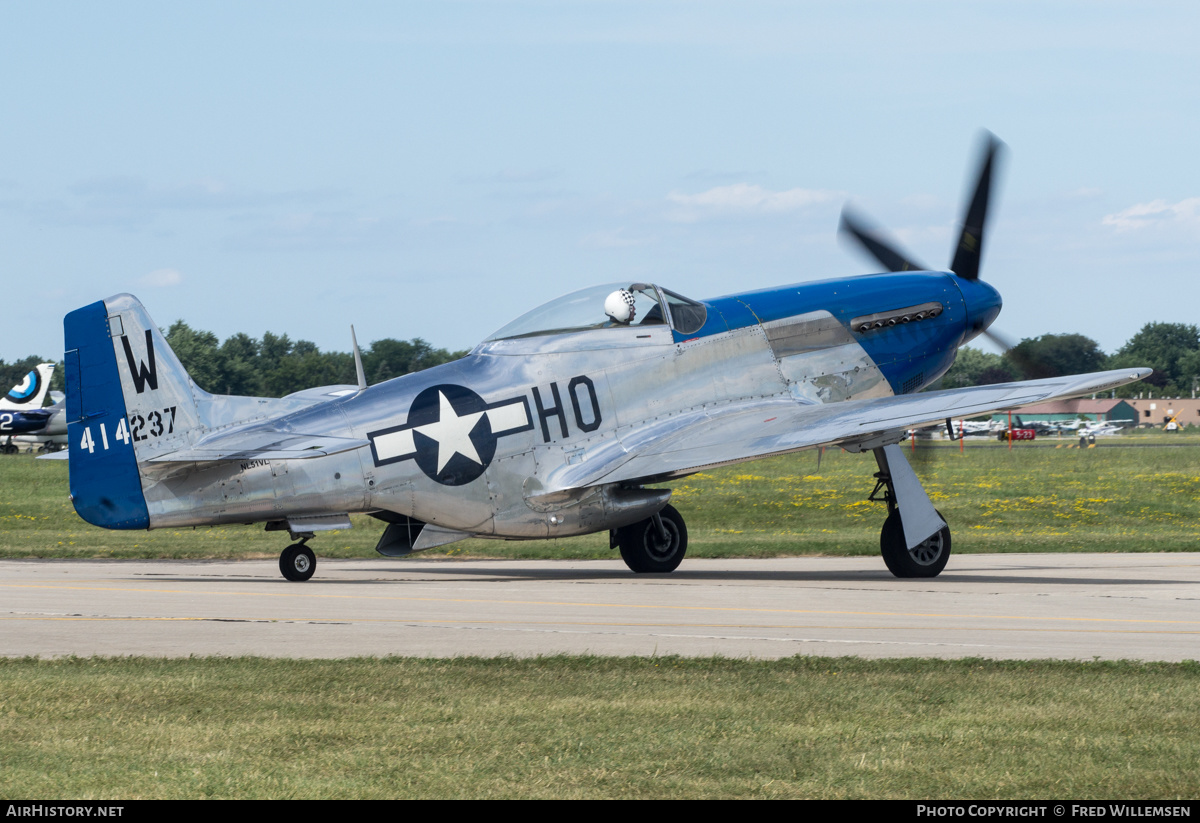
[991,399,1137,427]
[993,398,1200,428]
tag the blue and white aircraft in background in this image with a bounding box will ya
[9,391,67,453]
[1,364,62,454]
[60,135,1150,581]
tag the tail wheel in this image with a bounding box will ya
[618,504,688,573]
[880,509,951,578]
[279,544,316,582]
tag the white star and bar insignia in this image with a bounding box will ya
[368,384,533,486]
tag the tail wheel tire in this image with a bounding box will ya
[880,509,951,578]
[280,544,316,582]
[618,504,688,573]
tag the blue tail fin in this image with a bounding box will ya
[64,297,152,529]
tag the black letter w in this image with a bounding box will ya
[121,331,158,394]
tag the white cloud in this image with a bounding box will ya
[140,268,184,287]
[900,193,943,210]
[581,228,655,249]
[667,183,840,221]
[1102,198,1200,232]
[893,224,952,247]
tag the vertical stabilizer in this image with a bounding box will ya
[64,294,204,529]
[0,363,54,411]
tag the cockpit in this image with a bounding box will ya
[484,282,708,342]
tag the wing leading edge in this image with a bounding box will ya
[539,367,1152,494]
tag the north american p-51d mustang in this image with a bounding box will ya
[62,135,1150,580]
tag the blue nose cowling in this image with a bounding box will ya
[955,276,1003,346]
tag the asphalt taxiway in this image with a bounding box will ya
[2,553,1198,660]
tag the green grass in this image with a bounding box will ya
[4,450,1198,800]
[1,656,1197,799]
[3,438,1200,559]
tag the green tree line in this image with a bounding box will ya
[1,323,467,400]
[936,323,1200,397]
[3,321,1196,403]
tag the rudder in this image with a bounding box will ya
[65,293,204,529]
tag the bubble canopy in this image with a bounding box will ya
[484,282,707,341]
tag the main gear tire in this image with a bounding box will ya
[617,504,688,573]
[880,509,950,579]
[279,544,316,582]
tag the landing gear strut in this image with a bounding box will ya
[870,444,951,578]
[615,503,688,573]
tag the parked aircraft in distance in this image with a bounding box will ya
[952,419,1004,437]
[1079,421,1126,437]
[1,364,58,454]
[10,392,67,453]
[61,134,1151,580]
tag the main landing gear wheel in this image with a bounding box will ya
[880,509,951,579]
[279,543,316,582]
[617,504,688,573]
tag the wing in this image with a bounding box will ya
[539,367,1151,494]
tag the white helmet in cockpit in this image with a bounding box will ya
[604,289,637,324]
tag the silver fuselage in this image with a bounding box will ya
[140,307,899,539]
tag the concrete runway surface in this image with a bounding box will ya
[2,553,1198,660]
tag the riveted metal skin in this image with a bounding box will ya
[65,274,1147,552]
[61,131,1155,575]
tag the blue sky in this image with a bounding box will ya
[2,2,1198,360]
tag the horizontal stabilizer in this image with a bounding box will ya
[283,384,360,402]
[145,431,369,463]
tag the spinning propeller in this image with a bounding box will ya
[839,131,1021,361]
[838,132,1027,470]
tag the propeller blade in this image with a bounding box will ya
[906,424,938,476]
[981,329,1056,380]
[949,132,1005,281]
[980,327,1016,352]
[839,208,929,273]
